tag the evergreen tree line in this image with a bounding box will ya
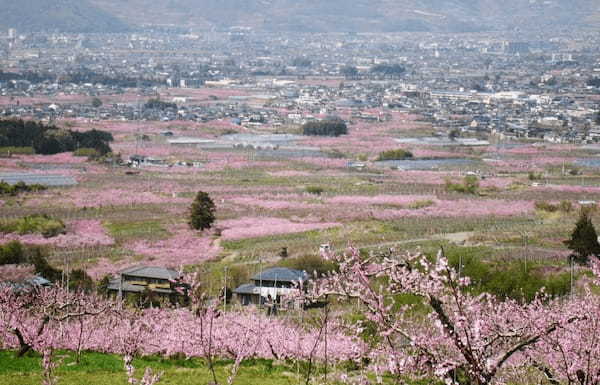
[0,119,113,155]
[370,63,406,77]
[302,118,348,137]
[144,98,178,111]
[0,69,163,88]
[59,71,163,88]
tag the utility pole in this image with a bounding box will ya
[223,266,228,310]
[258,256,263,309]
[570,256,575,298]
[118,271,123,308]
[66,251,70,289]
[523,233,529,271]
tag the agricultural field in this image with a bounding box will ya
[2,105,600,385]
[1,111,598,281]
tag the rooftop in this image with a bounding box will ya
[120,266,181,280]
[252,267,309,283]
[232,283,259,295]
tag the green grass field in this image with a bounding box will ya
[0,351,303,385]
[0,350,448,385]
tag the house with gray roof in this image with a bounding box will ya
[233,267,309,309]
[107,266,187,305]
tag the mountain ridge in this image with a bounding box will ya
[91,0,600,33]
[2,0,598,33]
[0,0,129,33]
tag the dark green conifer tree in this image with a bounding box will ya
[189,191,216,231]
[564,209,600,264]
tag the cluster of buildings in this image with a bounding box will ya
[0,28,599,143]
[105,265,309,310]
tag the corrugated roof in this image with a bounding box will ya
[252,267,309,283]
[120,266,180,280]
[233,283,258,294]
[0,173,77,186]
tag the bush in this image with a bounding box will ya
[445,247,571,302]
[25,247,93,287]
[97,275,111,295]
[305,186,324,195]
[534,201,557,212]
[377,149,414,161]
[0,214,66,238]
[0,181,47,196]
[30,248,62,282]
[302,118,347,137]
[68,269,95,292]
[445,175,479,194]
[528,171,543,181]
[560,200,574,213]
[0,241,25,265]
[535,200,573,213]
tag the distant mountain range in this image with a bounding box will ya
[0,0,129,33]
[2,0,599,34]
[91,0,600,33]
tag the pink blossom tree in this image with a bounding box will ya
[0,285,113,357]
[527,260,600,385]
[307,247,577,385]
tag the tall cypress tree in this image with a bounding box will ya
[189,191,216,231]
[564,209,600,264]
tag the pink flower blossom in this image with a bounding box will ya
[0,264,34,282]
[0,220,113,248]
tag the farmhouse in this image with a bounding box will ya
[233,267,309,309]
[107,266,186,302]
